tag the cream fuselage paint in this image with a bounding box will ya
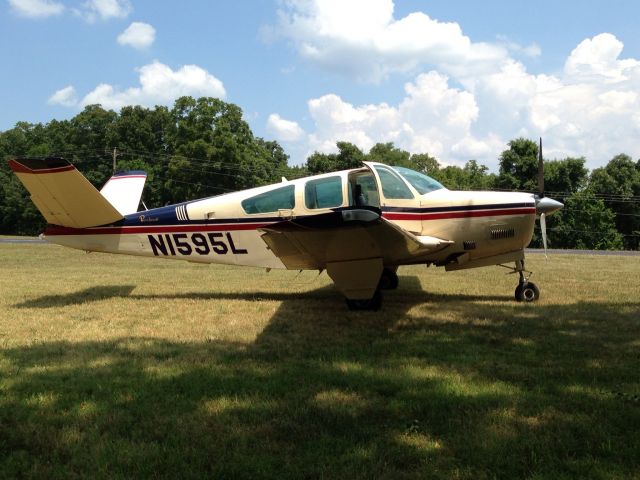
[42,164,536,270]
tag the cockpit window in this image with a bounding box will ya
[392,166,445,194]
[373,165,414,199]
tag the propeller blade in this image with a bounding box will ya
[538,137,544,198]
[540,212,548,259]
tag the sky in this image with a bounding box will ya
[2,0,640,171]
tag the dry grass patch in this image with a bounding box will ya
[0,244,639,479]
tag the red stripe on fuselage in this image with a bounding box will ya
[382,207,536,221]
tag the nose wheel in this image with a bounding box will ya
[515,281,539,302]
[501,259,540,302]
[514,259,539,302]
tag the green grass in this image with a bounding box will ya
[0,244,639,479]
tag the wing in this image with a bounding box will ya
[258,207,453,270]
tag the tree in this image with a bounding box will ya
[588,154,640,249]
[408,152,439,177]
[544,157,588,200]
[496,138,539,191]
[306,142,365,174]
[548,192,624,250]
[368,142,411,167]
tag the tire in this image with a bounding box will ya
[378,268,399,290]
[346,290,382,310]
[515,282,540,302]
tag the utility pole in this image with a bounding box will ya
[112,147,118,175]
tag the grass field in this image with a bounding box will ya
[0,244,639,479]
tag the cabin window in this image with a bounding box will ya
[305,176,343,209]
[241,185,295,214]
[374,165,414,199]
[349,173,380,207]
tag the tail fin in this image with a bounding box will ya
[100,170,147,215]
[8,157,123,228]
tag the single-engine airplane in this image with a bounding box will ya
[8,143,563,310]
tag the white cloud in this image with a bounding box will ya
[47,85,78,107]
[8,0,64,18]
[74,0,131,22]
[302,71,490,164]
[274,0,508,82]
[496,35,541,58]
[274,34,640,169]
[271,1,640,168]
[117,22,156,49]
[266,114,305,142]
[51,61,226,111]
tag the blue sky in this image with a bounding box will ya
[2,0,640,170]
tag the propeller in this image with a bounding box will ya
[538,137,544,198]
[534,138,563,258]
[540,212,548,258]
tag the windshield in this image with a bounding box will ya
[392,166,445,194]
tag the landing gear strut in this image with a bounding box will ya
[512,259,539,302]
[346,289,382,311]
[378,267,399,290]
[345,268,397,310]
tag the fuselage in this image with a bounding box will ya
[42,162,537,271]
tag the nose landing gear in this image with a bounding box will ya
[513,259,539,302]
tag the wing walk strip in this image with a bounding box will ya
[44,203,535,236]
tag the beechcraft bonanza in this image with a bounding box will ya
[8,143,563,310]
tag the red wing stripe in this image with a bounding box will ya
[8,159,76,174]
[108,175,147,180]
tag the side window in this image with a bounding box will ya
[351,173,380,207]
[305,176,343,209]
[241,185,295,214]
[374,166,414,199]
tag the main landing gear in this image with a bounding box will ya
[345,267,398,311]
[346,290,382,311]
[378,268,399,290]
[512,259,540,302]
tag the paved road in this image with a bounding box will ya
[0,237,47,244]
[526,248,639,257]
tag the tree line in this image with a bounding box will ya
[1,96,638,249]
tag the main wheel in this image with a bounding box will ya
[378,268,399,290]
[346,290,382,311]
[515,282,540,302]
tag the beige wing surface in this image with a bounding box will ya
[258,207,453,270]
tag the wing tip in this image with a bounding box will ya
[8,157,74,174]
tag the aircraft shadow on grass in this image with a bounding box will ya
[13,276,508,309]
[4,279,640,478]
